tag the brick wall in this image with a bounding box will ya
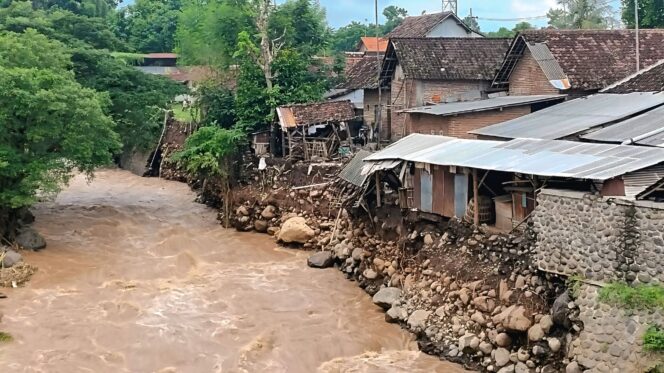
[509,49,560,96]
[389,69,490,141]
[406,106,532,139]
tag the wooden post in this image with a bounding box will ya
[375,171,382,208]
[472,168,480,227]
[281,128,286,157]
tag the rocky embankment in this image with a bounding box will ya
[226,178,584,373]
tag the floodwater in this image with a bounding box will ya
[0,169,470,373]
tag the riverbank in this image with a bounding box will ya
[0,169,469,372]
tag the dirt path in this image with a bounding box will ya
[0,169,470,372]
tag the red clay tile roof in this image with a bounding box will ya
[277,100,356,128]
[603,59,664,93]
[338,56,382,90]
[386,38,512,81]
[519,29,664,90]
[359,37,388,53]
[387,12,460,38]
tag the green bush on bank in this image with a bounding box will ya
[644,325,664,352]
[599,282,664,311]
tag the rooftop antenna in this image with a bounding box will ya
[442,0,457,14]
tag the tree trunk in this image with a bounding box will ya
[256,0,274,90]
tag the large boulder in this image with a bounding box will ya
[16,228,46,250]
[261,205,277,219]
[307,251,334,268]
[254,220,269,233]
[407,309,431,330]
[277,217,314,244]
[386,306,408,323]
[493,305,532,332]
[1,250,22,268]
[552,291,573,329]
[372,287,402,309]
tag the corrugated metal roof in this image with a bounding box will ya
[338,150,373,186]
[623,164,664,198]
[470,93,664,140]
[364,134,664,181]
[402,95,565,116]
[528,43,568,81]
[581,106,664,147]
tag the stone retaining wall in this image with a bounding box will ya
[570,284,663,372]
[533,189,664,284]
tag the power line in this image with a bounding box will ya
[477,15,548,21]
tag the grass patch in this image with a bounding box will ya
[171,103,196,123]
[567,274,585,298]
[0,331,13,343]
[645,325,664,352]
[598,282,664,311]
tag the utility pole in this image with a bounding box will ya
[635,0,640,72]
[442,0,457,14]
[375,0,382,144]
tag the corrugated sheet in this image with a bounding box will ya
[338,150,373,186]
[470,93,664,140]
[623,164,664,198]
[528,43,568,81]
[581,106,664,147]
[403,95,564,116]
[364,134,664,181]
[276,107,297,129]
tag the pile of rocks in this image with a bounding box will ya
[303,213,578,372]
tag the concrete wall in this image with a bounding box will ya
[119,149,152,176]
[509,49,561,96]
[428,17,481,38]
[405,106,532,139]
[533,189,664,284]
[570,283,664,373]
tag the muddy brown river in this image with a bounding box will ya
[0,169,470,372]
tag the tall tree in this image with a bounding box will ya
[329,21,373,52]
[382,5,407,34]
[113,0,181,53]
[462,15,480,32]
[622,0,664,28]
[269,0,328,56]
[0,30,120,209]
[547,0,616,29]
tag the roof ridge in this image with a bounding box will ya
[601,59,664,92]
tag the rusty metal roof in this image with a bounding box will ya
[403,95,565,116]
[364,134,664,181]
[276,101,356,130]
[470,93,664,140]
[338,150,373,186]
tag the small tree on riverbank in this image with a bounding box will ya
[171,126,245,227]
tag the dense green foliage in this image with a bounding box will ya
[486,22,536,38]
[622,0,664,28]
[547,0,616,29]
[599,282,664,311]
[328,6,407,53]
[172,126,245,180]
[644,325,664,352]
[0,30,120,208]
[112,0,181,53]
[72,48,185,152]
[196,81,236,128]
[269,0,328,56]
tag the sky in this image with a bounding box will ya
[317,0,623,32]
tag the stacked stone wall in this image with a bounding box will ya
[533,189,664,284]
[570,284,664,373]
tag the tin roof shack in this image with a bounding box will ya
[402,95,565,139]
[338,56,388,138]
[386,12,482,38]
[381,38,512,141]
[492,29,664,96]
[276,100,358,160]
[362,134,664,231]
[471,92,664,141]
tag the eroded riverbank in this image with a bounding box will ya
[0,169,469,372]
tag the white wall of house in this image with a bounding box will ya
[427,18,482,38]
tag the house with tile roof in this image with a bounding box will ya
[492,29,664,96]
[380,37,512,141]
[357,37,388,54]
[386,12,482,38]
[337,56,386,134]
[602,59,664,94]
